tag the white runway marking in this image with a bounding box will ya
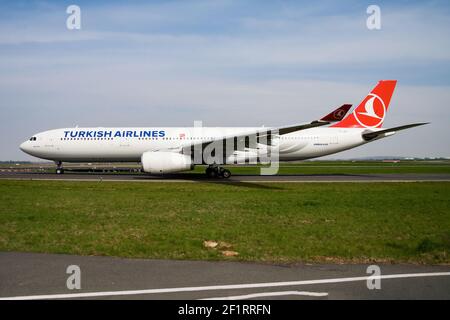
[200,290,329,300]
[1,271,450,300]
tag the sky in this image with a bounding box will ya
[0,0,449,161]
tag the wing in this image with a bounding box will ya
[150,105,354,155]
[181,116,338,156]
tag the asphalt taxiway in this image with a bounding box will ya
[0,252,449,300]
[1,172,450,182]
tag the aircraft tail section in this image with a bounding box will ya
[332,80,397,128]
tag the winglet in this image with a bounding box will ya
[320,104,352,122]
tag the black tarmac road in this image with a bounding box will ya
[0,252,449,300]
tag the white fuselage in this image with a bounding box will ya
[19,127,369,163]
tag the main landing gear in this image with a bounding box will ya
[55,161,64,174]
[205,165,231,179]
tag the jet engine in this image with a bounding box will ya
[141,151,194,174]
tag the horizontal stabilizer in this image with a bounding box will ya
[362,122,429,141]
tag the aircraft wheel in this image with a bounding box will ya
[56,168,64,174]
[222,169,231,179]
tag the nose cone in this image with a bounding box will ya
[19,141,30,154]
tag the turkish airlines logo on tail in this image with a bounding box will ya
[353,93,386,128]
[333,109,346,120]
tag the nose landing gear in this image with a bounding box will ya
[55,161,64,174]
[205,165,231,179]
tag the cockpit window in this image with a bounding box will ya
[29,137,37,141]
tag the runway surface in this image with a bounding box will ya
[1,171,450,182]
[0,252,449,300]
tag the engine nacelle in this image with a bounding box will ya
[141,151,194,174]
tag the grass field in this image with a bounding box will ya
[0,180,449,264]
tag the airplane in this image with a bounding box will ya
[19,80,427,178]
